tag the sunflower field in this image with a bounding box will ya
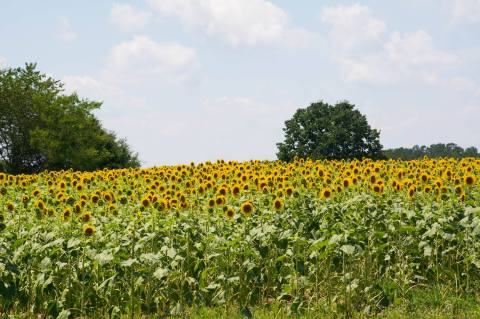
[1,158,480,317]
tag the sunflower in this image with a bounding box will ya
[240,200,254,216]
[372,183,383,194]
[141,197,150,207]
[455,185,463,195]
[420,173,428,183]
[6,202,14,211]
[215,195,226,206]
[273,197,284,211]
[82,212,92,222]
[208,198,215,208]
[231,185,241,196]
[285,187,294,196]
[91,194,99,204]
[407,186,415,199]
[62,209,71,220]
[83,224,96,236]
[225,207,235,219]
[103,192,112,202]
[35,199,46,211]
[464,175,476,186]
[320,187,332,199]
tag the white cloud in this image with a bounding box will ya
[191,96,295,160]
[57,17,77,42]
[448,76,477,91]
[146,0,313,47]
[320,4,386,49]
[88,95,293,166]
[385,31,458,66]
[320,4,460,86]
[61,37,199,117]
[0,56,6,68]
[106,35,200,84]
[62,75,147,111]
[63,75,122,100]
[110,3,152,31]
[335,31,458,85]
[450,0,480,24]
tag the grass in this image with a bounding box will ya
[177,287,480,319]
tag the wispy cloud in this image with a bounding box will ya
[110,3,152,31]
[450,0,480,24]
[147,0,314,47]
[56,17,77,42]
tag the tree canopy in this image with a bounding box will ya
[0,63,140,174]
[276,100,384,161]
[384,143,479,160]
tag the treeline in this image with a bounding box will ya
[383,143,480,160]
[0,63,140,174]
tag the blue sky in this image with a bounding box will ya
[1,0,479,166]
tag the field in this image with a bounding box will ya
[1,158,480,318]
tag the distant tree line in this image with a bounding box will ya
[0,63,140,174]
[383,143,480,160]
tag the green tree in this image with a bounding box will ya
[384,143,479,160]
[277,100,383,161]
[0,63,140,174]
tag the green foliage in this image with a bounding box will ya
[277,101,383,161]
[0,63,139,173]
[1,190,480,317]
[384,143,480,160]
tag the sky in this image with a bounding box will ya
[1,0,480,167]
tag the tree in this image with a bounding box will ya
[277,100,383,161]
[0,63,140,174]
[384,143,480,160]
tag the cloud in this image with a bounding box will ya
[84,95,293,166]
[0,56,6,68]
[450,0,480,24]
[338,30,459,85]
[146,0,313,47]
[61,36,200,119]
[320,4,386,50]
[105,35,200,84]
[321,4,460,86]
[448,76,477,92]
[57,17,77,42]
[192,96,294,160]
[62,75,143,107]
[385,31,458,66]
[110,3,152,31]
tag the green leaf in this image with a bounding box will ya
[153,267,169,280]
[94,251,114,265]
[120,258,137,267]
[40,256,52,271]
[56,309,70,319]
[67,238,81,249]
[340,244,355,255]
